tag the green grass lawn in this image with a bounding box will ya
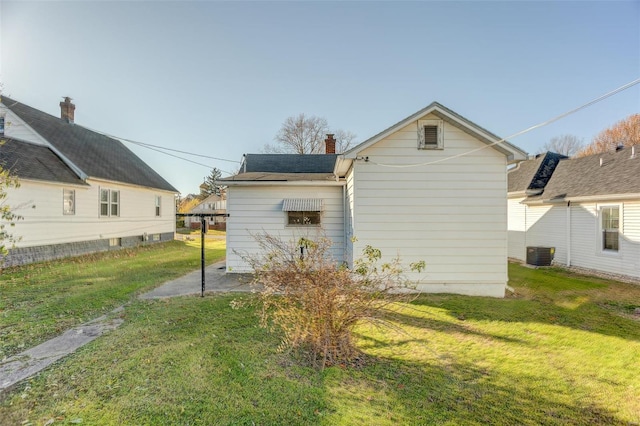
[1,263,639,425]
[0,238,225,360]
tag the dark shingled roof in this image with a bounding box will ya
[529,146,640,201]
[0,138,87,185]
[242,154,338,174]
[221,172,336,182]
[508,152,566,194]
[2,96,177,192]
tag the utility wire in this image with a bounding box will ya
[368,78,640,169]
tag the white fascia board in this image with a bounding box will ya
[508,191,528,198]
[527,193,640,205]
[223,180,346,187]
[333,156,353,177]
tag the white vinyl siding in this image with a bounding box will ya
[508,199,640,279]
[5,179,176,248]
[524,204,568,265]
[225,185,344,273]
[507,197,526,260]
[352,115,508,297]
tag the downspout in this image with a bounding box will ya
[343,183,347,266]
[566,201,571,266]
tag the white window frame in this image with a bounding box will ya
[155,195,161,217]
[100,188,120,217]
[417,119,444,150]
[286,211,322,227]
[598,204,621,254]
[63,189,75,215]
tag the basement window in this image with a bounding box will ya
[417,119,443,150]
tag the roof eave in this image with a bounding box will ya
[223,180,346,187]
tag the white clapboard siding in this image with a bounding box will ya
[5,178,175,247]
[525,204,568,265]
[352,115,508,297]
[567,201,640,278]
[226,185,344,272]
[507,197,526,260]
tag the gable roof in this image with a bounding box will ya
[342,102,527,162]
[526,146,640,202]
[1,96,177,192]
[0,138,87,186]
[508,152,566,195]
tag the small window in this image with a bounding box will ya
[417,119,443,149]
[63,189,75,215]
[601,206,620,252]
[111,191,119,216]
[100,189,109,216]
[100,188,120,217]
[152,233,160,241]
[155,195,161,217]
[109,237,121,247]
[0,116,5,135]
[287,211,321,226]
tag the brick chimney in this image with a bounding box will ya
[60,97,75,123]
[325,134,336,154]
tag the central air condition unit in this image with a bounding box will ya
[526,246,555,266]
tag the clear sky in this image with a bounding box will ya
[1,1,638,195]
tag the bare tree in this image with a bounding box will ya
[264,113,356,154]
[576,113,640,157]
[539,134,584,157]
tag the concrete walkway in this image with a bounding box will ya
[0,262,252,395]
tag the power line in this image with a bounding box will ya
[369,78,640,169]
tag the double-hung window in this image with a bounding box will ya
[155,195,161,217]
[283,199,322,227]
[601,206,620,252]
[100,189,120,217]
[63,189,75,215]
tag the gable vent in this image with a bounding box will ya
[417,119,444,149]
[424,126,438,145]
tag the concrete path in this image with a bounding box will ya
[0,262,252,395]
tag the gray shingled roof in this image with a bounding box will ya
[243,154,338,173]
[221,172,336,182]
[508,152,566,194]
[2,97,177,192]
[0,138,87,185]
[529,146,640,201]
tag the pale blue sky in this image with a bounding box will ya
[1,1,638,194]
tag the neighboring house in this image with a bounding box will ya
[221,103,527,297]
[0,96,178,266]
[184,192,227,230]
[508,146,640,279]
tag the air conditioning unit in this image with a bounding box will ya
[526,246,555,266]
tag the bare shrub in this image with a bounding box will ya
[243,233,424,369]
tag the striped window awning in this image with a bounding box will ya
[282,198,323,212]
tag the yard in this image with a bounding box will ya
[1,245,639,425]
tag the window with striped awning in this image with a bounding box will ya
[282,199,323,212]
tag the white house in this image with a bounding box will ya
[221,102,527,297]
[0,96,178,266]
[184,193,227,230]
[508,146,640,279]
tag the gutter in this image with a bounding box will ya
[523,192,640,205]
